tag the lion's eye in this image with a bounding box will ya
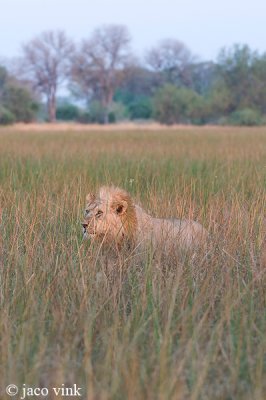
[95,210,103,218]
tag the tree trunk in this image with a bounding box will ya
[47,88,56,122]
[103,107,109,124]
[102,88,113,124]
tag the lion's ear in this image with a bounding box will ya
[114,200,128,215]
[86,193,95,204]
[109,188,131,215]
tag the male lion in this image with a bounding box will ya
[82,186,207,251]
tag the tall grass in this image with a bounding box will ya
[0,127,265,399]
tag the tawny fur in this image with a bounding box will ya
[259,218,266,269]
[82,186,208,250]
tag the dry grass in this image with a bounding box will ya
[0,126,265,399]
[6,122,249,131]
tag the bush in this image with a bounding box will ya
[0,107,15,125]
[152,84,207,125]
[56,103,80,121]
[77,111,91,124]
[218,108,263,126]
[78,101,128,124]
[2,84,38,122]
[128,97,152,120]
[108,102,128,123]
[228,108,262,126]
[89,101,106,123]
[75,103,105,124]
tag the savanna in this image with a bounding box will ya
[0,125,265,400]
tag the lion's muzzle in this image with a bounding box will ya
[82,222,88,235]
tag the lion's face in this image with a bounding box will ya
[82,187,136,244]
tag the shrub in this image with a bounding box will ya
[56,103,80,121]
[77,111,91,124]
[0,107,15,125]
[89,101,106,123]
[228,108,262,126]
[76,102,128,124]
[152,84,207,125]
[128,98,152,120]
[2,84,38,122]
[108,102,128,123]
[76,103,105,124]
[218,109,264,126]
[79,101,128,124]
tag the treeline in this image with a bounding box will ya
[1,25,266,126]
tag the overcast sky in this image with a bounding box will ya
[1,0,266,62]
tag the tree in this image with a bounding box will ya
[56,102,80,121]
[71,24,131,123]
[210,44,266,119]
[22,31,74,122]
[206,79,233,119]
[0,66,8,93]
[146,39,194,87]
[216,44,257,112]
[153,84,206,125]
[2,84,38,122]
[0,65,38,123]
[251,54,266,113]
[127,97,152,120]
[0,107,15,125]
[189,61,217,95]
[114,64,159,117]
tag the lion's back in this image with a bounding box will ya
[150,217,207,248]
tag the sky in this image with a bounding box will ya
[0,0,266,62]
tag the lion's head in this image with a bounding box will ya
[82,186,137,244]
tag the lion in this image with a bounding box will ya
[82,186,208,252]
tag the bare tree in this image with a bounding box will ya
[146,39,194,87]
[71,24,131,123]
[22,31,74,122]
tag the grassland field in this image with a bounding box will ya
[0,125,265,400]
